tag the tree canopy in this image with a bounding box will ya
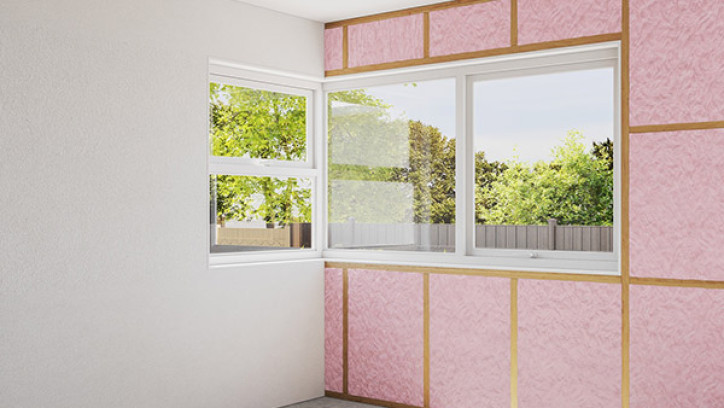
[211,83,613,228]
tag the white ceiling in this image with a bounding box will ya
[238,0,443,23]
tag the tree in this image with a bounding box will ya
[478,130,614,226]
[209,83,310,226]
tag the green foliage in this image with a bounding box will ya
[210,82,306,160]
[478,131,613,226]
[209,83,310,225]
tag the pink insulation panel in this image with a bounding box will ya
[630,285,724,407]
[630,129,724,281]
[518,0,621,45]
[348,14,424,68]
[429,275,510,408]
[429,0,510,57]
[324,27,344,71]
[324,268,344,392]
[630,0,724,125]
[347,269,424,406]
[518,280,621,408]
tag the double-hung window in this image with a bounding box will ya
[208,66,322,264]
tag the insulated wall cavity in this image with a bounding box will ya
[518,0,621,45]
[518,280,621,408]
[630,285,724,407]
[629,0,724,125]
[429,0,510,57]
[348,15,424,68]
[324,268,344,392]
[429,275,510,408]
[630,129,724,281]
[347,269,424,406]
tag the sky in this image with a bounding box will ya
[362,67,614,163]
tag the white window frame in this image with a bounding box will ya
[208,64,324,266]
[322,42,621,275]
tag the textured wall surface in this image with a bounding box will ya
[324,27,344,71]
[518,0,621,44]
[348,14,424,67]
[348,269,424,406]
[518,280,621,408]
[430,275,510,408]
[630,285,724,407]
[429,0,510,57]
[324,268,344,392]
[0,1,325,408]
[630,129,724,280]
[630,0,724,125]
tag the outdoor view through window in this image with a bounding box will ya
[473,67,615,252]
[328,79,456,252]
[209,82,312,252]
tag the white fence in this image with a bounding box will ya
[329,220,613,252]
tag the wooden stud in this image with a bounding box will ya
[510,0,518,47]
[342,268,349,394]
[630,121,724,133]
[342,25,349,70]
[621,1,631,407]
[325,33,621,77]
[424,12,431,59]
[510,278,519,408]
[423,273,431,408]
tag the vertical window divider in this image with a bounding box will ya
[455,74,469,257]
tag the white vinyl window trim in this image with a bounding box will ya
[208,65,325,266]
[322,42,621,275]
[206,42,621,274]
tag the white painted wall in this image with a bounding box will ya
[0,1,325,407]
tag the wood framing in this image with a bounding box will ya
[510,278,519,408]
[621,1,631,406]
[325,391,423,408]
[342,268,349,394]
[423,12,431,58]
[325,262,621,284]
[326,33,621,76]
[630,120,724,133]
[423,273,431,408]
[510,0,518,47]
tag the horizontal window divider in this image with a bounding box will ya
[208,162,319,178]
[209,155,315,170]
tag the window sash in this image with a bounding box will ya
[322,42,621,274]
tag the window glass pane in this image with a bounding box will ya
[328,79,456,252]
[209,82,307,161]
[210,175,312,252]
[473,67,614,252]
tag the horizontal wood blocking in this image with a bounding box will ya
[325,391,423,408]
[325,262,621,284]
[325,33,621,76]
[630,277,724,290]
[629,121,724,133]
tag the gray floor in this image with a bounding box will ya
[282,397,380,408]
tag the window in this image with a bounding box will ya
[324,44,620,273]
[208,70,321,260]
[327,79,456,252]
[472,67,615,254]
